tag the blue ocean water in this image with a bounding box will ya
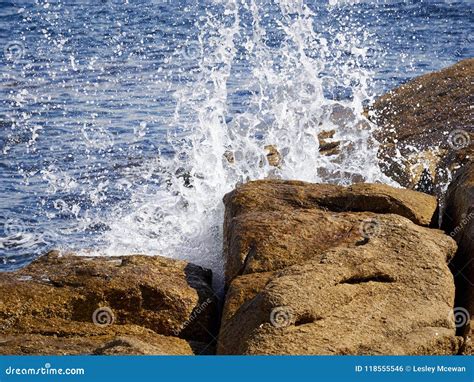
[0,0,472,276]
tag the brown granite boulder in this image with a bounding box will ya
[223,180,438,285]
[442,161,474,353]
[94,336,194,355]
[218,180,461,355]
[370,58,473,195]
[1,328,194,356]
[0,251,217,355]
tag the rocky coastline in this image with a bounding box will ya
[1,58,472,355]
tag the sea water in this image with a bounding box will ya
[0,0,472,285]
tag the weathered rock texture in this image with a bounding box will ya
[218,180,461,355]
[442,162,474,353]
[370,58,473,195]
[223,180,438,285]
[1,329,194,356]
[0,251,217,355]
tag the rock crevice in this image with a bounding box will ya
[218,180,460,355]
[0,251,218,355]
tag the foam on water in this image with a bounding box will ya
[99,0,391,287]
[1,0,470,283]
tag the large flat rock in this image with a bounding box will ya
[0,327,195,355]
[0,251,217,355]
[223,180,437,285]
[219,180,460,355]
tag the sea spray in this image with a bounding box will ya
[101,0,391,288]
[5,1,469,280]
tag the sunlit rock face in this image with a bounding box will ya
[0,251,218,355]
[218,180,460,355]
[371,58,474,196]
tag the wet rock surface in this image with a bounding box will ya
[442,162,474,353]
[218,180,462,355]
[370,58,473,195]
[2,60,472,357]
[370,58,474,353]
[0,251,218,355]
[223,180,438,285]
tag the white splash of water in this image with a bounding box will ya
[99,0,392,287]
